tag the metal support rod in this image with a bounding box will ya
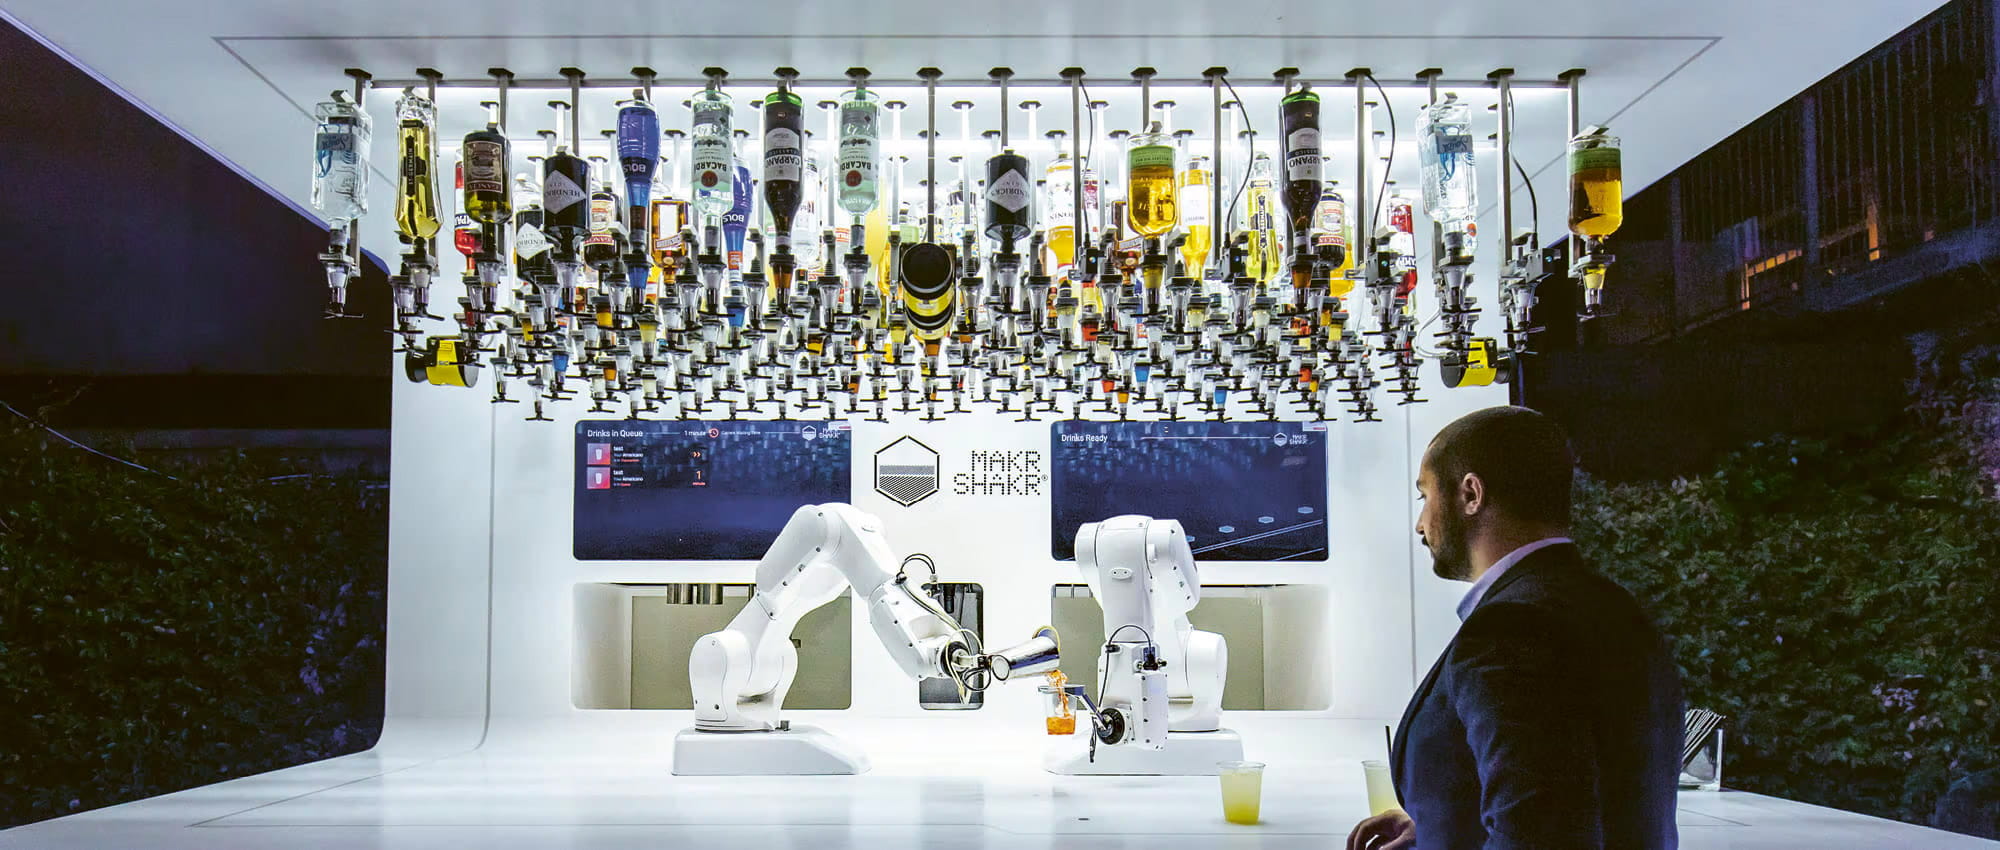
[1205,67,1228,272]
[1492,69,1515,249]
[418,67,441,106]
[561,67,585,149]
[1349,69,1373,282]
[1134,68,1156,129]
[633,66,655,102]
[489,68,514,131]
[992,68,1013,148]
[343,68,371,267]
[919,67,941,243]
[1559,69,1584,274]
[1063,68,1085,270]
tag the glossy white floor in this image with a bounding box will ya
[7,717,1995,849]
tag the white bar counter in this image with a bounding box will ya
[6,717,1994,849]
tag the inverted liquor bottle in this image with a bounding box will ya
[1313,181,1350,274]
[986,150,1032,248]
[311,91,372,226]
[585,156,620,267]
[1045,153,1077,272]
[837,86,881,221]
[689,86,735,236]
[762,86,805,256]
[542,144,591,266]
[1244,153,1282,285]
[617,90,660,214]
[724,152,753,277]
[1179,155,1214,278]
[1385,189,1418,298]
[1126,120,1178,266]
[1280,84,1322,261]
[1568,131,1622,238]
[394,88,442,247]
[1418,93,1477,257]
[514,172,556,287]
[462,102,511,226]
[453,160,481,260]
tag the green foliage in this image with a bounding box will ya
[0,421,386,828]
[1575,423,2000,828]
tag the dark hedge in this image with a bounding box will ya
[1575,424,2000,835]
[0,421,386,828]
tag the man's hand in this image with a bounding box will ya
[1347,808,1415,850]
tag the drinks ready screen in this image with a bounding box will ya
[1050,421,1328,562]
[573,420,851,560]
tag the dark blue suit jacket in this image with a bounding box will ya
[1392,543,1684,849]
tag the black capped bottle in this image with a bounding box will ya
[1280,83,1322,255]
[762,84,805,252]
[985,150,1032,246]
[543,144,591,263]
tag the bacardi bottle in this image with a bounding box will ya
[689,84,735,233]
[837,86,881,218]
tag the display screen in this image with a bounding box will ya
[1050,421,1328,562]
[574,420,851,560]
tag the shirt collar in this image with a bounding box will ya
[1456,537,1572,621]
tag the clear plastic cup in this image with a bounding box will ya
[1362,759,1398,816]
[1218,760,1265,824]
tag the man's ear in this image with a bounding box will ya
[1459,472,1485,516]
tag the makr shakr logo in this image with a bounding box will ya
[874,436,940,506]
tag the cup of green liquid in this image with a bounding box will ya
[1219,760,1265,824]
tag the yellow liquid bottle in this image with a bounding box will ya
[1180,156,1214,277]
[1126,123,1177,240]
[1046,154,1078,271]
[1568,133,1623,238]
[394,88,441,243]
[1244,155,1281,284]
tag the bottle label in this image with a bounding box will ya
[1046,170,1076,227]
[1570,147,1621,173]
[692,137,731,189]
[464,140,505,193]
[1129,145,1174,171]
[764,127,802,182]
[839,105,878,187]
[1286,128,1321,182]
[987,167,1031,213]
[515,223,553,258]
[586,198,616,245]
[544,171,586,214]
[1181,184,1211,226]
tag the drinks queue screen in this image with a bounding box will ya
[574,420,851,560]
[1050,421,1328,562]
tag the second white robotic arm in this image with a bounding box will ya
[1073,515,1229,751]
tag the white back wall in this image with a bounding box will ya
[384,351,1504,760]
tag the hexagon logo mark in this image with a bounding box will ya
[874,436,940,506]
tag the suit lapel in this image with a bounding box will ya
[1392,632,1453,805]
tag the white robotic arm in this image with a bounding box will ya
[1071,515,1229,752]
[690,503,982,732]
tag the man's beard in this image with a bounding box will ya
[1428,506,1473,581]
